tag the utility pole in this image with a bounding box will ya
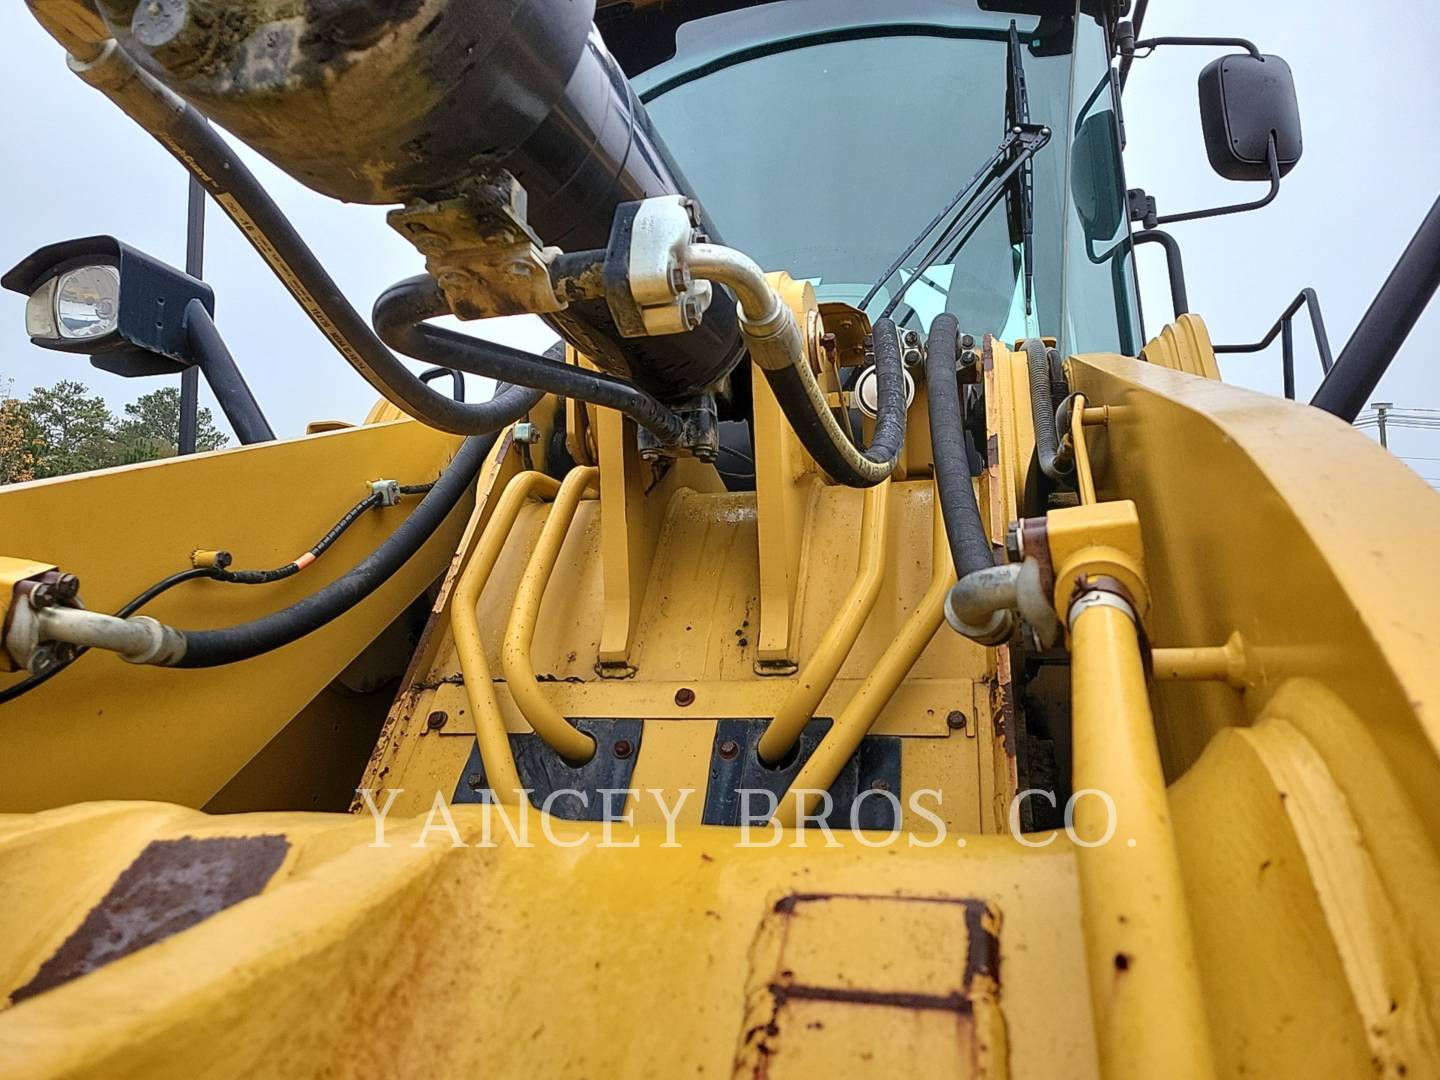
[1372,401,1393,449]
[178,137,206,456]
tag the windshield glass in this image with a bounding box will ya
[635,0,1139,354]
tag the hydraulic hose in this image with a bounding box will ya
[67,41,542,435]
[926,315,996,579]
[169,427,500,668]
[686,244,905,488]
[373,276,685,445]
[1025,338,1070,482]
[926,316,1015,645]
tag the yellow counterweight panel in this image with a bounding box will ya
[0,801,1099,1080]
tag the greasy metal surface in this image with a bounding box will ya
[10,835,288,1005]
[702,718,901,830]
[451,718,644,821]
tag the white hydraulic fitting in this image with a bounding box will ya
[626,196,714,336]
[5,601,186,672]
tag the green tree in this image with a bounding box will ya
[0,378,232,484]
[0,381,39,484]
[24,379,117,477]
[113,386,228,463]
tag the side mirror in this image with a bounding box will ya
[1,235,213,377]
[1197,53,1302,181]
[1071,112,1126,243]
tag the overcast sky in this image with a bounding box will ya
[1,2,1436,479]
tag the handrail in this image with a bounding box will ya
[501,466,601,765]
[451,470,562,804]
[1214,287,1333,400]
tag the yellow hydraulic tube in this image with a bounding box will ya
[1069,593,1216,1080]
[1070,392,1097,506]
[502,466,600,765]
[772,486,954,827]
[1150,631,1252,688]
[757,480,891,765]
[451,470,562,804]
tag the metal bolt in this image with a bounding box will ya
[960,333,976,350]
[438,269,472,292]
[946,710,968,731]
[513,422,542,444]
[1005,522,1023,564]
[904,330,921,347]
[682,296,705,329]
[959,348,980,368]
[613,739,634,760]
[870,778,890,793]
[668,264,692,294]
[427,710,448,731]
[674,687,696,707]
[467,772,484,790]
[718,739,740,761]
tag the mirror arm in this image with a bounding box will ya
[1129,136,1281,230]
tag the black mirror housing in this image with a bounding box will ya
[1197,53,1303,181]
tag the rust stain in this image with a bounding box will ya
[11,835,289,1005]
[740,892,1005,1075]
[770,979,975,1015]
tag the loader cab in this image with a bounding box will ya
[610,0,1142,356]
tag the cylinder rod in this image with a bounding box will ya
[1312,194,1440,421]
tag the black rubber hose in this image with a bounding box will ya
[171,428,499,668]
[926,315,996,578]
[1025,339,1069,482]
[757,317,907,488]
[214,493,383,584]
[124,92,541,435]
[374,276,685,445]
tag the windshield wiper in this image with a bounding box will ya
[860,28,1050,323]
[1005,20,1038,317]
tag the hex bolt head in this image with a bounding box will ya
[960,333,976,350]
[718,739,740,761]
[946,710,968,731]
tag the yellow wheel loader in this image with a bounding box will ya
[2,1,1438,1076]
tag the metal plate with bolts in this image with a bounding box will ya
[702,718,902,830]
[451,718,645,822]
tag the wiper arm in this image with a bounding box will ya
[860,123,1051,321]
[1005,20,1038,317]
